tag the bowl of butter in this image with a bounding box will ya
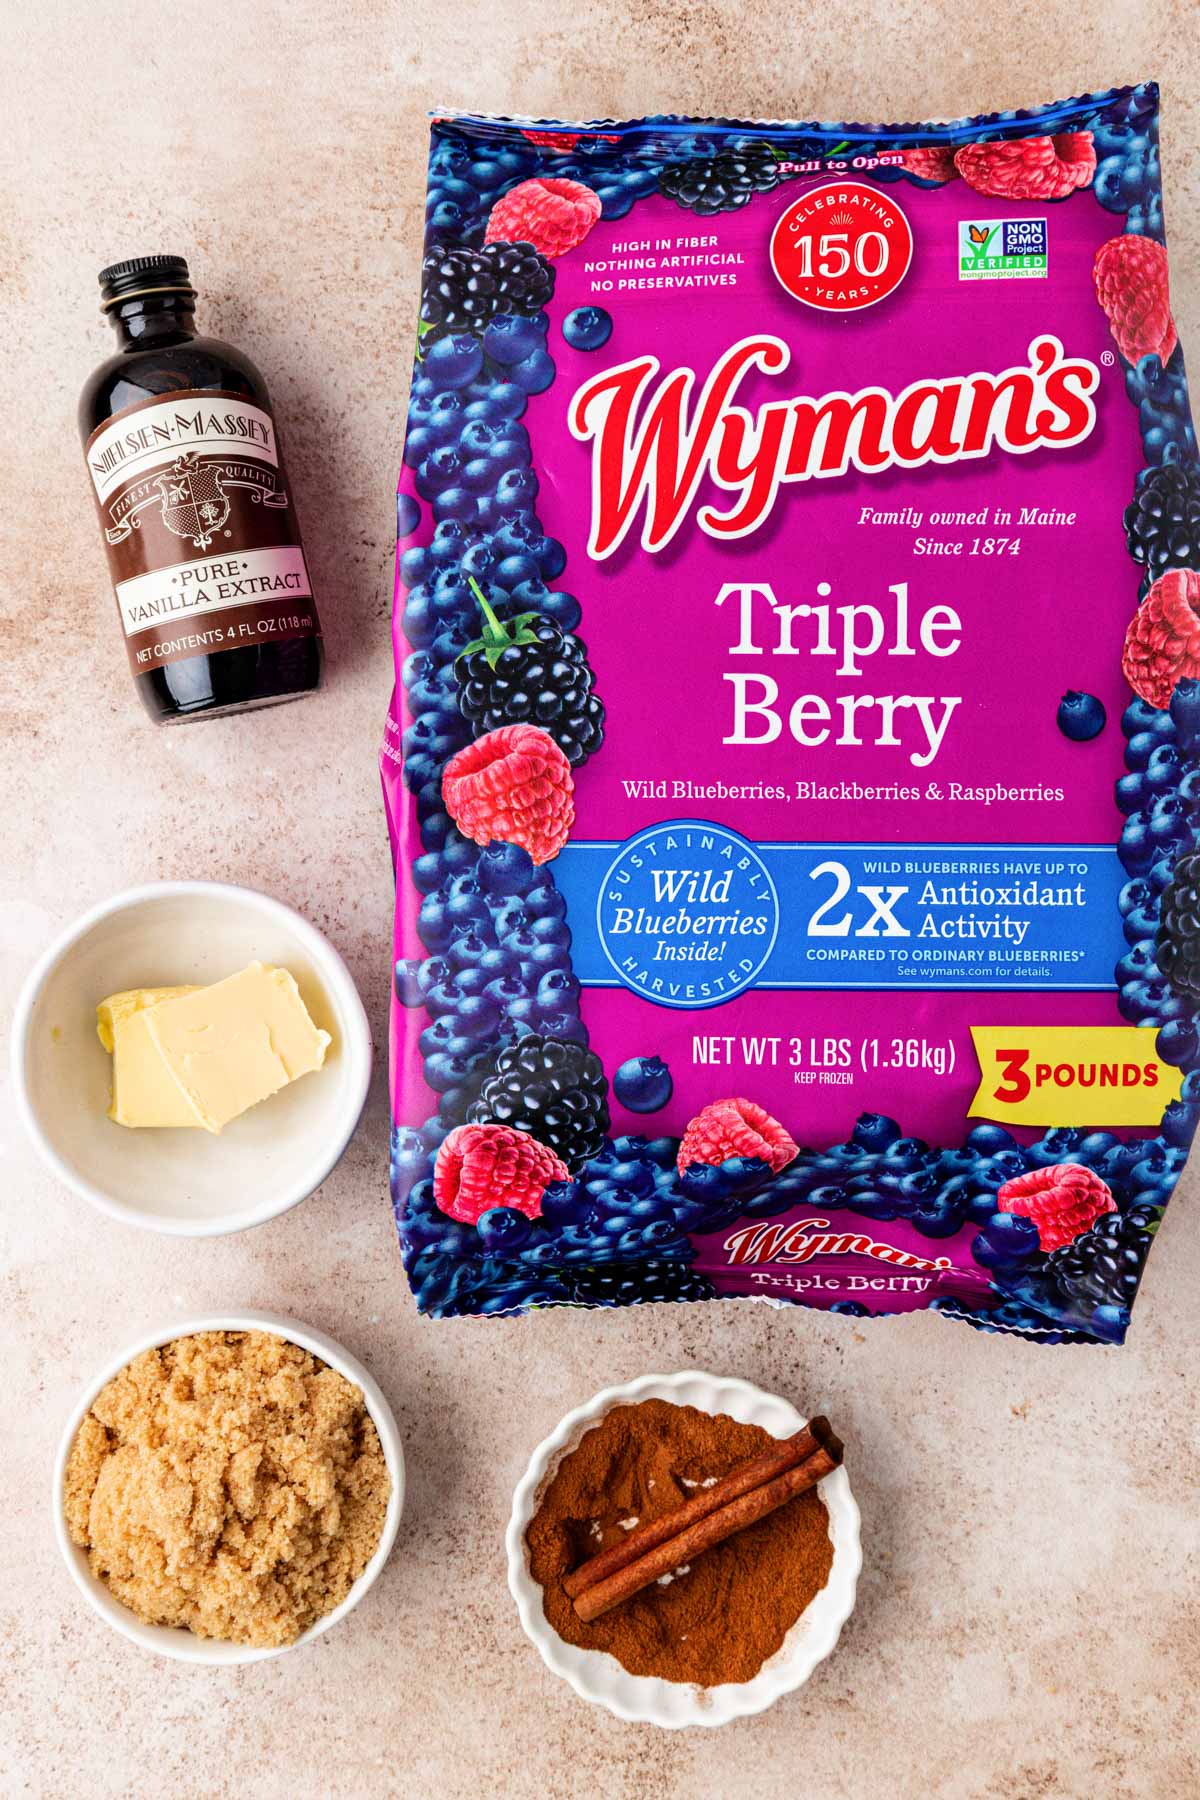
[12,881,372,1234]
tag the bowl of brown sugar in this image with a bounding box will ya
[54,1315,403,1663]
[506,1370,860,1727]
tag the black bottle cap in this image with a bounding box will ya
[98,254,196,311]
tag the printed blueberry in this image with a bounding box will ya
[1118,813,1153,874]
[422,333,485,390]
[1170,677,1200,748]
[1124,729,1171,772]
[964,1123,1021,1152]
[476,1206,534,1252]
[1077,1130,1119,1160]
[1156,1017,1199,1067]
[612,1055,674,1113]
[562,306,613,351]
[394,959,425,1007]
[1088,1303,1131,1344]
[1057,690,1107,742]
[1122,698,1172,738]
[851,1112,902,1152]
[396,492,421,538]
[1159,1097,1198,1147]
[971,1211,1042,1268]
[482,312,549,367]
[477,841,537,895]
[882,1136,930,1167]
[909,1197,965,1238]
[509,348,556,394]
[1115,772,1147,814]
[1115,941,1158,988]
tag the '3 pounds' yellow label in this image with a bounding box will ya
[968,1025,1183,1128]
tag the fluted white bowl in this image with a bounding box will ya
[506,1369,860,1728]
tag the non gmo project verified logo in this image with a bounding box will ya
[958,217,1048,280]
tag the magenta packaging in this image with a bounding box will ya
[383,87,1198,1341]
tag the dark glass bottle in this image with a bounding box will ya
[80,255,323,723]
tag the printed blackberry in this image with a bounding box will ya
[1157,849,1200,997]
[455,578,605,766]
[569,1261,716,1307]
[1124,462,1200,594]
[419,241,555,343]
[658,139,781,215]
[1045,1206,1158,1310]
[467,1032,610,1171]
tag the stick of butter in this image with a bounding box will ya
[97,987,205,1128]
[97,964,331,1133]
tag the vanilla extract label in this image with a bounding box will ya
[85,387,321,674]
[115,547,313,634]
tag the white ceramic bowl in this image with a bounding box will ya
[53,1312,405,1665]
[11,881,372,1235]
[507,1370,860,1728]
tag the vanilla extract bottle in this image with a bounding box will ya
[80,255,322,722]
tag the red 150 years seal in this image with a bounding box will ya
[770,181,914,313]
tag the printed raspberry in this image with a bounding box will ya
[484,178,602,258]
[677,1097,798,1177]
[1094,234,1177,367]
[954,132,1095,200]
[521,129,583,152]
[996,1162,1116,1252]
[1122,568,1200,709]
[899,145,958,182]
[520,129,621,152]
[433,1122,569,1224]
[1157,848,1200,998]
[442,722,574,865]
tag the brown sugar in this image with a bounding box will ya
[525,1399,834,1687]
[64,1330,390,1648]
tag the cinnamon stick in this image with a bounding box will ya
[571,1430,843,1625]
[563,1415,838,1601]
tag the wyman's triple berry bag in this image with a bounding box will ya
[383,86,1199,1342]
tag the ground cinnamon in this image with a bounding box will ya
[525,1399,835,1687]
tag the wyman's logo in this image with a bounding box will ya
[722,1216,954,1272]
[569,332,1096,559]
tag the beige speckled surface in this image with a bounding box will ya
[3,3,1200,1794]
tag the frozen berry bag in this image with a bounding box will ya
[383,86,1197,1342]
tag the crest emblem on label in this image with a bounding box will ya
[153,452,232,549]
